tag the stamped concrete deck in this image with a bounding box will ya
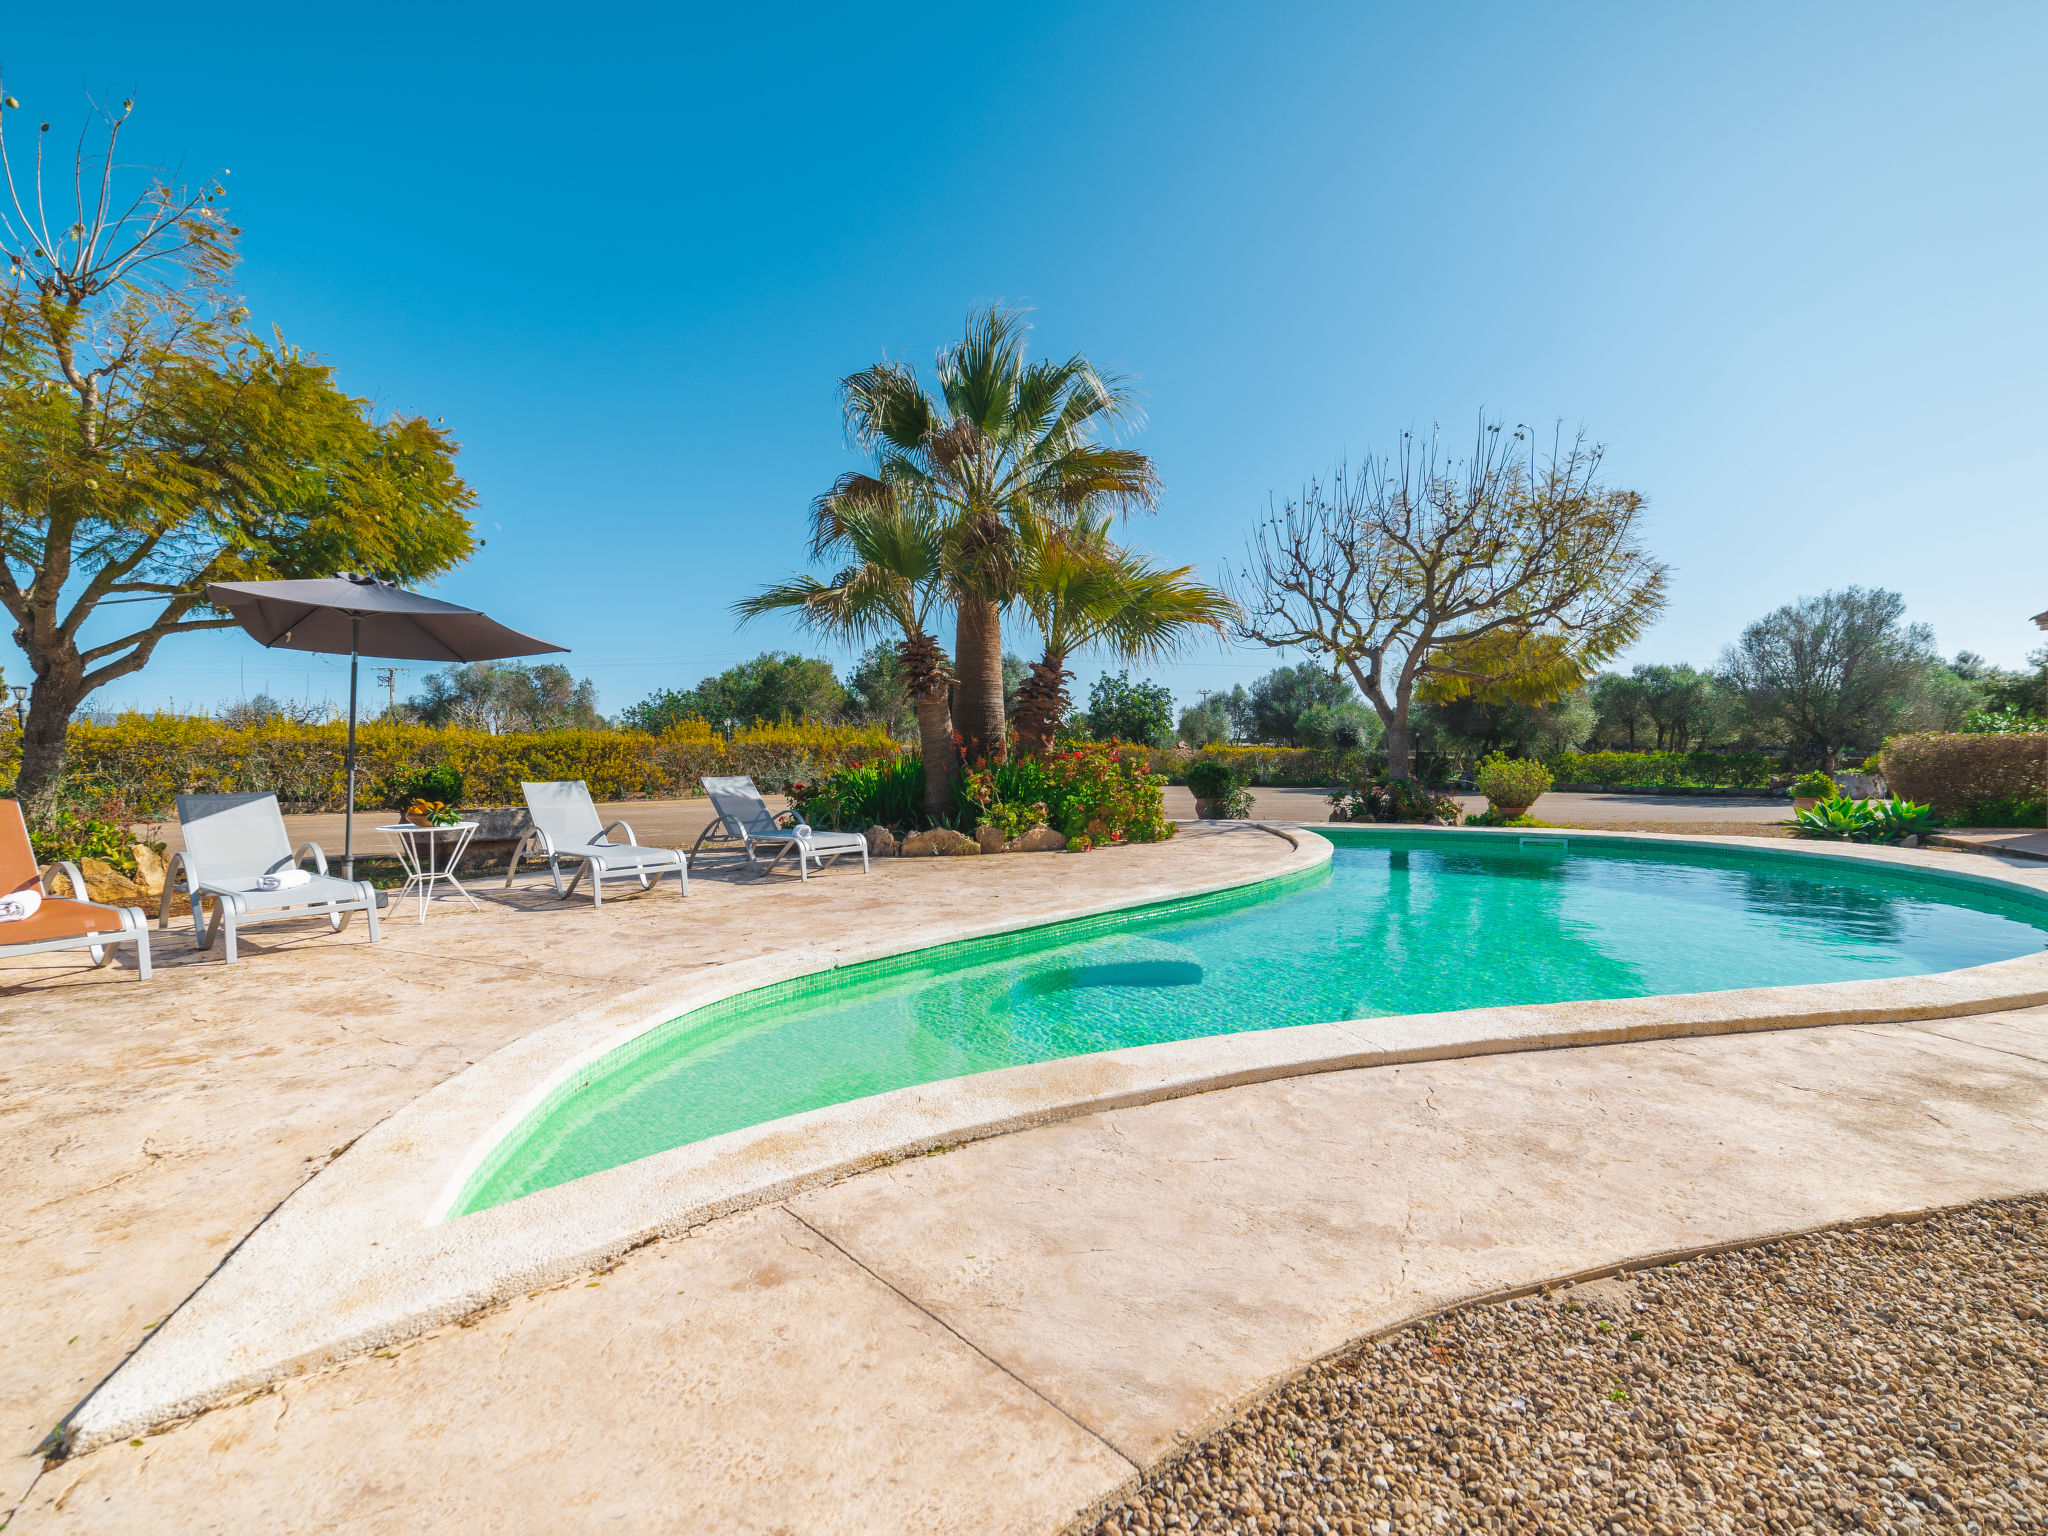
[0,824,1295,1519]
[6,830,2048,1534]
[12,1011,2048,1535]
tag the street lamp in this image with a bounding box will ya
[8,685,25,730]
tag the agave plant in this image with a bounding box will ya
[1793,799,1874,839]
[1792,796,1932,844]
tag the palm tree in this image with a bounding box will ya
[1011,515,1236,754]
[736,499,960,820]
[818,306,1159,765]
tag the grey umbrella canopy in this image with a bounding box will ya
[204,575,566,663]
[204,575,568,877]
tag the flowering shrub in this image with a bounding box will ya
[0,715,904,815]
[1328,778,1464,825]
[1033,742,1175,843]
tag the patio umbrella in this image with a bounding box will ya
[204,574,567,877]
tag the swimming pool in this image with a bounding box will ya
[456,830,2048,1214]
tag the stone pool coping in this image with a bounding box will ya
[62,826,2048,1451]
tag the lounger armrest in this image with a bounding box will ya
[43,861,90,900]
[295,842,331,875]
[599,819,636,848]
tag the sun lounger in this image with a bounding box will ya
[0,799,152,979]
[166,793,381,963]
[692,776,869,880]
[506,782,688,905]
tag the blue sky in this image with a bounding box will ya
[5,2,2044,718]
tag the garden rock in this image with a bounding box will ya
[1009,825,1067,853]
[863,825,899,857]
[974,824,1006,854]
[131,842,167,892]
[899,828,977,857]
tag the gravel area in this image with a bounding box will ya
[1086,1196,2047,1535]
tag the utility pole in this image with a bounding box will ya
[374,667,408,717]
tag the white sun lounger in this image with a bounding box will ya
[166,793,382,963]
[693,775,869,880]
[506,782,688,905]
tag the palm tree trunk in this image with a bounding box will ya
[913,692,960,822]
[896,629,961,823]
[1012,652,1070,756]
[952,596,1007,764]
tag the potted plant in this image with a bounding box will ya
[1475,752,1553,822]
[1789,770,1837,813]
[1184,758,1255,820]
[404,797,461,829]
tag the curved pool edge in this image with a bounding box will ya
[61,831,2048,1453]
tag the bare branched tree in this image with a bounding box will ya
[1233,423,1667,779]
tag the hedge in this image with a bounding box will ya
[1544,750,1778,789]
[0,716,904,817]
[1881,731,2047,813]
[1142,745,1466,787]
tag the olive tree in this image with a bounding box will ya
[0,92,474,799]
[1234,423,1667,779]
[1718,587,1935,767]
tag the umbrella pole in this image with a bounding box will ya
[345,618,360,881]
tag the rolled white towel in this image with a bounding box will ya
[257,867,314,891]
[0,886,43,923]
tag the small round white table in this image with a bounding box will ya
[377,821,481,923]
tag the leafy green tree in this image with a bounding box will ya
[1588,671,1652,749]
[1177,686,1247,747]
[1245,665,1360,746]
[407,662,600,732]
[1422,688,1590,764]
[1236,424,1666,779]
[624,652,846,732]
[0,96,475,799]
[1950,647,2047,722]
[844,643,915,738]
[1010,513,1232,753]
[816,306,1158,765]
[1718,587,1936,768]
[1633,663,1727,751]
[1084,671,1175,746]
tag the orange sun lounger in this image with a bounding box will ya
[0,799,152,980]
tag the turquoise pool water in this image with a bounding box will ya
[457,830,2048,1213]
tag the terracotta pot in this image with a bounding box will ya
[1490,803,1532,821]
[1792,796,1821,813]
[1193,798,1225,819]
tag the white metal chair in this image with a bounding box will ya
[506,782,688,906]
[692,775,870,880]
[165,793,381,963]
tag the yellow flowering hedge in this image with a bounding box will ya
[0,715,905,815]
